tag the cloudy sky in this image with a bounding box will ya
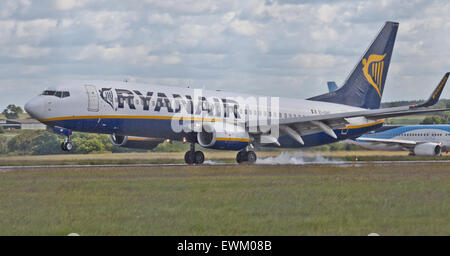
[1,0,450,110]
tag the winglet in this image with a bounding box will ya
[411,72,449,109]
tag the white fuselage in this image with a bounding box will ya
[25,80,383,148]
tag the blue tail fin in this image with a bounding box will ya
[327,81,338,92]
[309,21,399,109]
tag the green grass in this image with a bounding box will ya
[0,164,448,235]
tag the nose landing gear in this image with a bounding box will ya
[184,143,204,165]
[61,136,72,151]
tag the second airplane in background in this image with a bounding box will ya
[350,124,450,156]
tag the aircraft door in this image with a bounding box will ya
[85,84,99,112]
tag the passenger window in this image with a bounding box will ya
[62,91,70,98]
[55,91,62,98]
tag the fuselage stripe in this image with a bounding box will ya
[40,115,224,122]
[216,138,249,142]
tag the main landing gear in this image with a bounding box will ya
[183,144,257,165]
[236,149,257,164]
[184,143,204,165]
[61,136,73,152]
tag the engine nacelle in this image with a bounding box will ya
[110,134,164,150]
[413,142,441,156]
[197,123,249,150]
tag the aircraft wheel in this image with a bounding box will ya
[61,142,67,151]
[236,150,247,164]
[194,151,204,164]
[236,151,243,164]
[184,151,195,165]
[247,151,257,163]
[64,142,73,151]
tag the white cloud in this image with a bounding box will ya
[4,45,51,58]
[0,20,15,45]
[74,45,158,65]
[58,19,78,29]
[316,4,339,24]
[0,0,31,18]
[310,26,339,41]
[162,55,182,64]
[143,0,221,14]
[256,39,269,53]
[53,0,90,11]
[229,19,258,36]
[16,19,58,41]
[292,54,338,69]
[178,24,210,47]
[21,65,48,75]
[80,11,136,41]
[148,13,174,25]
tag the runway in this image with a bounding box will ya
[1,160,449,172]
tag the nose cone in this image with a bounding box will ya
[25,97,42,120]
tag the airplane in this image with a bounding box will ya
[24,21,450,164]
[348,124,450,156]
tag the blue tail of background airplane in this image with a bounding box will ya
[309,21,399,109]
[327,81,338,92]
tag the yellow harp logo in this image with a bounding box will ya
[362,53,386,97]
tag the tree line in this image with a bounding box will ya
[0,130,190,155]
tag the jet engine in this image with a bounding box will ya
[196,123,249,150]
[110,134,164,150]
[413,142,442,156]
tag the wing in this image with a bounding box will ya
[248,72,450,145]
[260,106,450,145]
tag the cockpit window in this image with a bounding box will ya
[42,90,56,96]
[42,90,70,98]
